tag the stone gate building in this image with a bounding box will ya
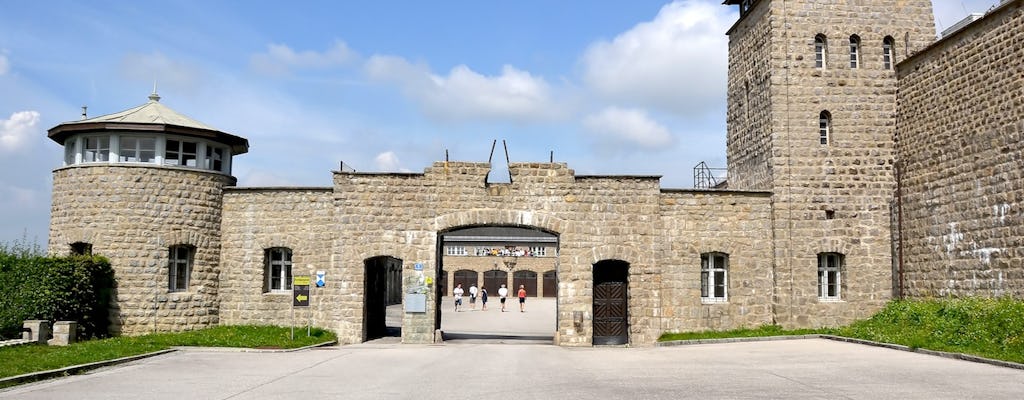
[45,0,1024,346]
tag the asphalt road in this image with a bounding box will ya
[3,339,1023,399]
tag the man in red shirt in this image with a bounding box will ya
[517,284,527,312]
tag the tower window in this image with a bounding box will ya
[814,34,828,69]
[70,242,92,256]
[883,36,895,70]
[849,35,860,69]
[120,136,157,163]
[818,253,844,301]
[819,111,832,145]
[168,245,194,292]
[83,136,110,163]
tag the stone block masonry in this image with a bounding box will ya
[895,0,1024,298]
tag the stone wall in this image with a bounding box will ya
[332,161,667,346]
[49,165,232,335]
[658,190,775,332]
[218,188,336,331]
[727,0,935,327]
[895,0,1024,298]
[726,0,774,191]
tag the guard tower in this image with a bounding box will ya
[722,0,935,327]
[47,92,248,335]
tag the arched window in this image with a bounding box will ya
[168,245,194,292]
[817,253,844,300]
[814,34,828,69]
[849,35,861,69]
[264,247,293,292]
[883,36,895,70]
[701,252,728,302]
[819,111,832,145]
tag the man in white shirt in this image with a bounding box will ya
[453,283,464,312]
[469,284,479,310]
[497,284,509,312]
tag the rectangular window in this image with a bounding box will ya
[818,253,843,300]
[165,139,198,167]
[819,114,831,145]
[264,248,293,292]
[529,246,546,256]
[168,245,193,292]
[205,146,224,171]
[120,137,157,163]
[446,246,467,256]
[701,253,728,302]
[83,136,110,163]
[883,40,894,70]
[849,39,860,68]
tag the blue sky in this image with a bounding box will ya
[0,0,1002,247]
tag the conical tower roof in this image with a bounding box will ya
[48,92,248,154]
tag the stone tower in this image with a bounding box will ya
[723,0,935,327]
[47,92,248,335]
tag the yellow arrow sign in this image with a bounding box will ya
[295,294,308,302]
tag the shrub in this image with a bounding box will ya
[0,250,114,340]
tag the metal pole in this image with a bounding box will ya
[290,305,294,340]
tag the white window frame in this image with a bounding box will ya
[529,246,546,256]
[446,246,467,256]
[818,253,843,301]
[814,35,828,69]
[819,111,831,145]
[82,136,110,163]
[165,138,199,167]
[119,135,158,163]
[168,245,193,292]
[701,252,728,302]
[264,247,293,292]
[849,35,860,69]
[883,37,895,70]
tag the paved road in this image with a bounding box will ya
[3,339,1024,399]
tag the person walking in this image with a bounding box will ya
[480,286,488,311]
[469,283,478,310]
[517,284,527,312]
[453,283,464,312]
[497,284,509,312]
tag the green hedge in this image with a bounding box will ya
[0,251,115,340]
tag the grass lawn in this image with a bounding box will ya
[0,325,336,384]
[659,298,1024,365]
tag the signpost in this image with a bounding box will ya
[292,276,311,339]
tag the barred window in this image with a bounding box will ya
[168,245,194,292]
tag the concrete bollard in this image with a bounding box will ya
[22,320,51,344]
[47,321,78,346]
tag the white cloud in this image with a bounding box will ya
[365,55,560,122]
[119,52,203,93]
[374,151,404,171]
[0,111,41,152]
[581,107,674,152]
[250,41,356,76]
[581,0,733,115]
[0,51,9,75]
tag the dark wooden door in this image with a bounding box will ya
[484,270,507,294]
[593,282,627,345]
[542,270,557,297]
[513,270,537,297]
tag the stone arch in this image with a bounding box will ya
[816,238,851,255]
[156,230,213,249]
[587,244,641,266]
[52,228,98,255]
[433,209,568,236]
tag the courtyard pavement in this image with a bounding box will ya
[3,297,1024,399]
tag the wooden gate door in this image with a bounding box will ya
[593,282,627,345]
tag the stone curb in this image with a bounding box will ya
[0,349,177,389]
[0,340,337,389]
[657,334,1024,371]
[172,340,338,353]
